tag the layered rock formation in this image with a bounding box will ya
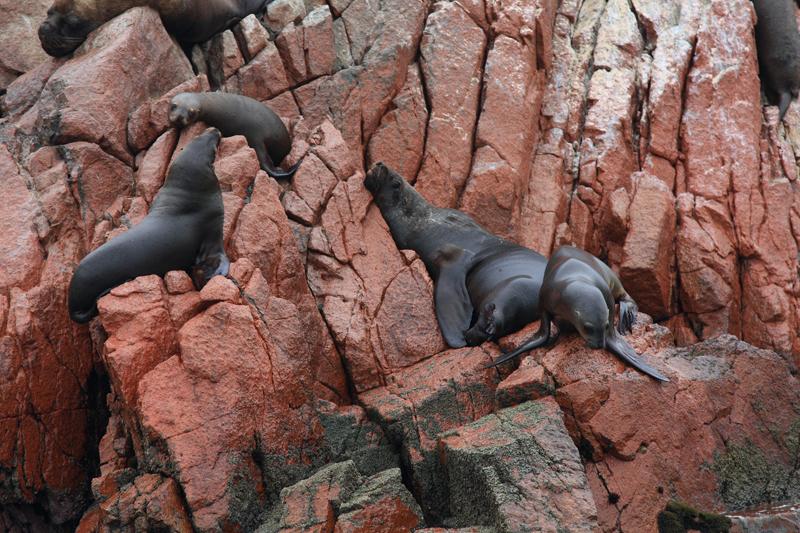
[1,0,800,532]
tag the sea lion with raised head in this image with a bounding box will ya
[486,246,669,382]
[753,0,800,120]
[39,0,269,57]
[364,162,547,348]
[169,92,301,180]
[68,128,229,323]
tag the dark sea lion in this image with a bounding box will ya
[753,0,800,120]
[364,163,547,348]
[68,128,229,323]
[487,246,669,382]
[169,92,301,180]
[39,0,269,57]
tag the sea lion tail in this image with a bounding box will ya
[264,156,304,179]
[606,334,670,382]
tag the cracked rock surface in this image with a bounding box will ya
[1,1,800,532]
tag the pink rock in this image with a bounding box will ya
[367,64,428,181]
[620,174,676,320]
[227,41,291,101]
[164,271,194,294]
[35,7,194,164]
[303,6,337,79]
[0,147,45,291]
[204,30,245,87]
[495,357,555,407]
[438,398,598,530]
[213,135,261,198]
[232,14,270,61]
[134,129,178,205]
[199,276,241,304]
[415,2,487,207]
[0,0,51,88]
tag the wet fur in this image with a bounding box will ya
[487,246,669,382]
[169,92,301,179]
[68,129,229,323]
[365,163,547,348]
[753,0,800,120]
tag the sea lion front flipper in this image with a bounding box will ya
[485,314,551,368]
[617,295,638,335]
[605,333,670,382]
[433,245,476,348]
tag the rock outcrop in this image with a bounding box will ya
[1,1,800,532]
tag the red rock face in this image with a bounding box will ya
[2,0,800,532]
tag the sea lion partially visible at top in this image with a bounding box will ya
[68,128,229,323]
[364,162,548,348]
[753,0,800,120]
[169,92,302,180]
[39,0,270,57]
[487,246,669,382]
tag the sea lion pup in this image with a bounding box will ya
[39,0,269,57]
[169,92,302,180]
[486,246,669,382]
[68,128,229,323]
[364,162,547,348]
[753,0,800,120]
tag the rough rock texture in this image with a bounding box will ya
[0,0,51,90]
[2,0,800,532]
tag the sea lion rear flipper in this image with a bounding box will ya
[191,245,231,289]
[779,90,793,121]
[485,314,551,368]
[434,245,476,348]
[606,333,670,382]
[258,147,303,180]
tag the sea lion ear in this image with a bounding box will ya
[433,245,476,348]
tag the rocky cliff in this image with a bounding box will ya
[1,0,799,532]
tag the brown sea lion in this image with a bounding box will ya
[169,92,301,179]
[39,0,270,57]
[487,246,669,382]
[68,128,229,323]
[365,163,547,348]
[753,0,800,120]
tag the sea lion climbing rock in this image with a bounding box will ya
[38,0,269,57]
[487,246,670,382]
[753,0,800,120]
[365,162,547,348]
[68,128,229,323]
[169,92,302,179]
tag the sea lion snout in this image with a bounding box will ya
[38,9,93,57]
[364,163,390,194]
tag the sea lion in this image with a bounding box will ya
[39,0,269,57]
[68,128,229,323]
[364,162,547,348]
[487,246,670,382]
[169,92,301,180]
[753,0,800,120]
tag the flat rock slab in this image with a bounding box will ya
[439,398,598,532]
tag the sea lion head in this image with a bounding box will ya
[169,93,203,129]
[365,162,407,209]
[39,0,99,57]
[565,283,610,350]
